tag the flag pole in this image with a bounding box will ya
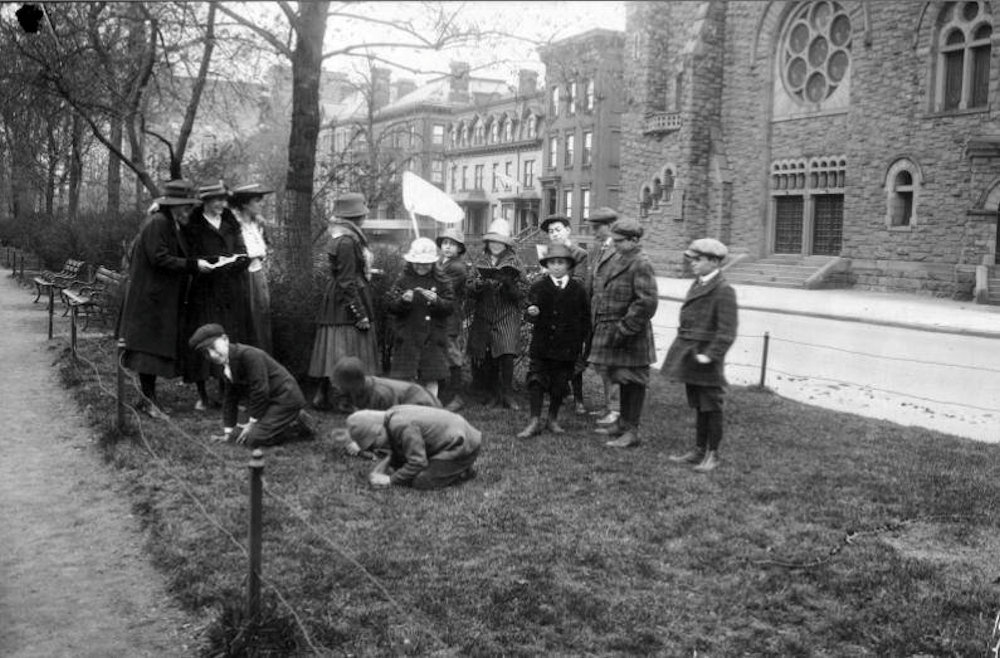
[409,210,420,238]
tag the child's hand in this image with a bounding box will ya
[402,289,415,302]
[526,305,540,316]
[420,288,438,302]
[694,353,712,364]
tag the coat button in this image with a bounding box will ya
[424,316,431,321]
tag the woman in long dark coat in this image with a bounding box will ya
[118,180,209,418]
[181,181,252,410]
[309,192,379,409]
[466,218,528,409]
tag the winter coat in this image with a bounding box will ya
[383,405,483,486]
[315,220,375,326]
[119,211,199,359]
[385,265,454,381]
[526,276,591,363]
[347,376,442,411]
[660,274,738,387]
[438,256,468,336]
[466,247,528,359]
[588,247,658,367]
[222,342,305,429]
[182,208,253,345]
[586,236,616,301]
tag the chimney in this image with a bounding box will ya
[394,78,417,101]
[372,67,391,109]
[518,69,538,96]
[449,61,470,102]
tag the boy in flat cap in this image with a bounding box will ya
[344,405,481,490]
[588,218,659,448]
[584,207,622,426]
[189,323,315,447]
[331,356,441,412]
[660,238,738,472]
[517,244,592,438]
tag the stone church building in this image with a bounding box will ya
[622,0,1000,300]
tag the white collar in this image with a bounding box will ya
[550,274,569,288]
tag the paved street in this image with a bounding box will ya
[653,281,1000,444]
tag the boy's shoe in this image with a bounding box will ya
[692,451,719,472]
[605,431,640,448]
[516,418,543,439]
[546,418,566,434]
[595,410,620,426]
[669,450,705,464]
[138,400,170,420]
[593,421,625,437]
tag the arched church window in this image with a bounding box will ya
[935,2,992,111]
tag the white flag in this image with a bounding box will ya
[402,171,464,224]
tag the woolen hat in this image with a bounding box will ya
[188,323,226,352]
[154,179,202,207]
[611,218,644,239]
[404,237,440,264]
[198,180,228,200]
[346,409,387,451]
[482,217,514,246]
[586,207,619,224]
[684,237,728,260]
[540,214,570,232]
[229,183,274,201]
[435,227,466,255]
[538,243,577,266]
[332,192,369,219]
[332,356,367,390]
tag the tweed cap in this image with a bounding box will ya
[435,227,466,254]
[538,243,577,266]
[610,218,644,239]
[684,237,729,260]
[188,323,226,352]
[198,180,228,200]
[586,207,619,224]
[332,356,367,390]
[346,409,387,451]
[540,214,571,232]
[332,192,369,219]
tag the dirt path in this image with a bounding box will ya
[0,274,201,657]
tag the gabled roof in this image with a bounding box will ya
[375,75,509,118]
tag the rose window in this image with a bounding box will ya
[781,1,852,104]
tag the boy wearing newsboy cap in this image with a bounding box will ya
[660,238,739,472]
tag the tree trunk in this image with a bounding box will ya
[279,0,330,274]
[107,115,122,213]
[68,114,83,221]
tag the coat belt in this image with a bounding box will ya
[678,328,715,341]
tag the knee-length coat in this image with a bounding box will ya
[385,265,455,381]
[526,277,591,363]
[466,248,528,360]
[588,248,658,367]
[660,274,738,387]
[119,211,199,360]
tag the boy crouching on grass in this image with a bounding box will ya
[660,238,738,472]
[189,323,316,447]
[516,244,591,439]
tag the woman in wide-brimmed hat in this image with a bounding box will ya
[229,183,275,355]
[308,192,380,410]
[182,180,254,411]
[119,179,212,419]
[466,218,528,410]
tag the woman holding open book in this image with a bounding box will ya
[466,218,528,410]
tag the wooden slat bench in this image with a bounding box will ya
[32,258,86,303]
[62,266,127,331]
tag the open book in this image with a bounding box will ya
[207,254,246,270]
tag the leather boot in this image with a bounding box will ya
[546,416,566,434]
[605,429,640,448]
[593,420,625,437]
[669,449,705,464]
[517,417,543,439]
[693,451,719,472]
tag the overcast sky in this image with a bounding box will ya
[321,1,627,85]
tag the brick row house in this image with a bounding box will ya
[622,0,1000,301]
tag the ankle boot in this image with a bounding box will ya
[517,417,543,438]
[546,416,566,434]
[693,451,719,472]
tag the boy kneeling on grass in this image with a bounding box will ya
[517,243,591,438]
[660,238,738,472]
[339,405,481,490]
[189,323,316,447]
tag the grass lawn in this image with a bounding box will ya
[62,334,1000,656]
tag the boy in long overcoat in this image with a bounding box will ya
[584,207,622,425]
[588,219,659,448]
[660,238,739,472]
[517,244,591,438]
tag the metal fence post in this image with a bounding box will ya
[70,305,78,358]
[247,449,264,621]
[116,339,126,432]
[47,285,54,340]
[759,331,770,388]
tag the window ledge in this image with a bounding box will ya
[924,106,989,119]
[887,224,913,232]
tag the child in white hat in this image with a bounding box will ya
[384,237,456,398]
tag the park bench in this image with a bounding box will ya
[62,266,127,331]
[32,258,87,303]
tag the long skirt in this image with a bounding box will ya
[308,324,379,380]
[247,268,272,354]
[123,350,178,378]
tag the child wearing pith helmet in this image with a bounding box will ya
[660,237,739,472]
[385,237,455,399]
[435,228,469,411]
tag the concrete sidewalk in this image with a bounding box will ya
[658,276,1000,338]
